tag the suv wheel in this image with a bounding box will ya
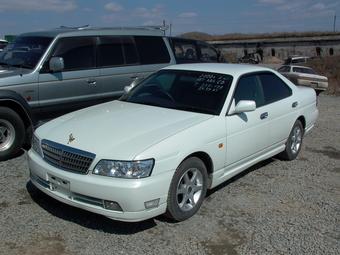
[166,157,208,221]
[0,107,25,161]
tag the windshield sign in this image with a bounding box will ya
[121,70,233,115]
[0,36,52,69]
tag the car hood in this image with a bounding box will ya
[36,100,213,160]
[0,67,32,79]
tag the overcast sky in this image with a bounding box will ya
[0,0,339,37]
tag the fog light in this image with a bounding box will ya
[103,200,123,211]
[144,198,160,209]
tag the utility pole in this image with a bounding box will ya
[334,13,337,32]
[170,23,172,36]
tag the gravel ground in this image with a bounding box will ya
[0,95,339,255]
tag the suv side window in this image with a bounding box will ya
[98,36,124,67]
[134,36,170,64]
[234,75,265,107]
[51,37,96,71]
[259,73,292,104]
[199,43,218,62]
[172,39,198,62]
[121,36,139,65]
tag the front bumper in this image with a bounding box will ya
[28,150,173,222]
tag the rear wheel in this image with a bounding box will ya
[0,107,25,161]
[166,157,208,221]
[279,120,304,160]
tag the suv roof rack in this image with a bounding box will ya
[57,25,169,32]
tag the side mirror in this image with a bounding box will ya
[124,77,143,94]
[234,100,256,114]
[49,57,64,72]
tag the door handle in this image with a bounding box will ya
[87,79,97,86]
[292,101,298,108]
[260,112,268,120]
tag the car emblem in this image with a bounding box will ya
[67,133,75,144]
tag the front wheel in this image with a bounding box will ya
[279,120,304,161]
[0,107,25,161]
[166,157,208,221]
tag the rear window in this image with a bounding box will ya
[134,36,170,64]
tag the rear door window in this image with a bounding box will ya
[134,36,170,64]
[259,73,292,104]
[97,36,124,67]
[51,37,96,71]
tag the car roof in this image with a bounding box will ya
[19,26,164,38]
[163,63,273,76]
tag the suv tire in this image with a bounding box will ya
[0,107,25,161]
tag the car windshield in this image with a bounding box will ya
[120,70,233,115]
[0,36,53,69]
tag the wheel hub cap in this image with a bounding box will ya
[0,119,15,152]
[176,168,203,212]
[291,126,302,154]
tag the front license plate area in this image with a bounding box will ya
[48,174,70,196]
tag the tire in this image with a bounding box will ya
[166,157,208,221]
[0,107,25,161]
[279,120,304,161]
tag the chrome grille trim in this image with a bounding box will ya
[41,139,96,174]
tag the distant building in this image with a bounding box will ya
[209,33,340,61]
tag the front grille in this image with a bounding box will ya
[41,139,95,174]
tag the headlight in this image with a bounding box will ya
[31,134,43,157]
[93,159,154,178]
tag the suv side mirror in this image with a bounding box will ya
[234,100,256,114]
[49,57,64,72]
[124,77,143,94]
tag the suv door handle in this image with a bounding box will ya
[260,112,268,120]
[292,101,298,108]
[87,79,97,86]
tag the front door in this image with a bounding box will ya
[38,36,99,119]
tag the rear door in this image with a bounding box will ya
[38,36,99,118]
[258,72,296,144]
[96,35,172,101]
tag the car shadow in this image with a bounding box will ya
[206,158,275,197]
[26,181,157,234]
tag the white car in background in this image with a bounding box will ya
[28,64,318,222]
[278,65,328,95]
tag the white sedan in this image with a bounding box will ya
[28,64,318,222]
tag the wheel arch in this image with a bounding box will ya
[297,115,306,130]
[182,151,214,188]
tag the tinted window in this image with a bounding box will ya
[122,36,139,64]
[134,36,170,64]
[98,36,124,67]
[52,37,96,71]
[234,75,265,107]
[259,73,292,104]
[199,43,218,62]
[172,39,198,62]
[121,70,232,115]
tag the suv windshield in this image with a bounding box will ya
[121,70,233,115]
[0,36,53,69]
